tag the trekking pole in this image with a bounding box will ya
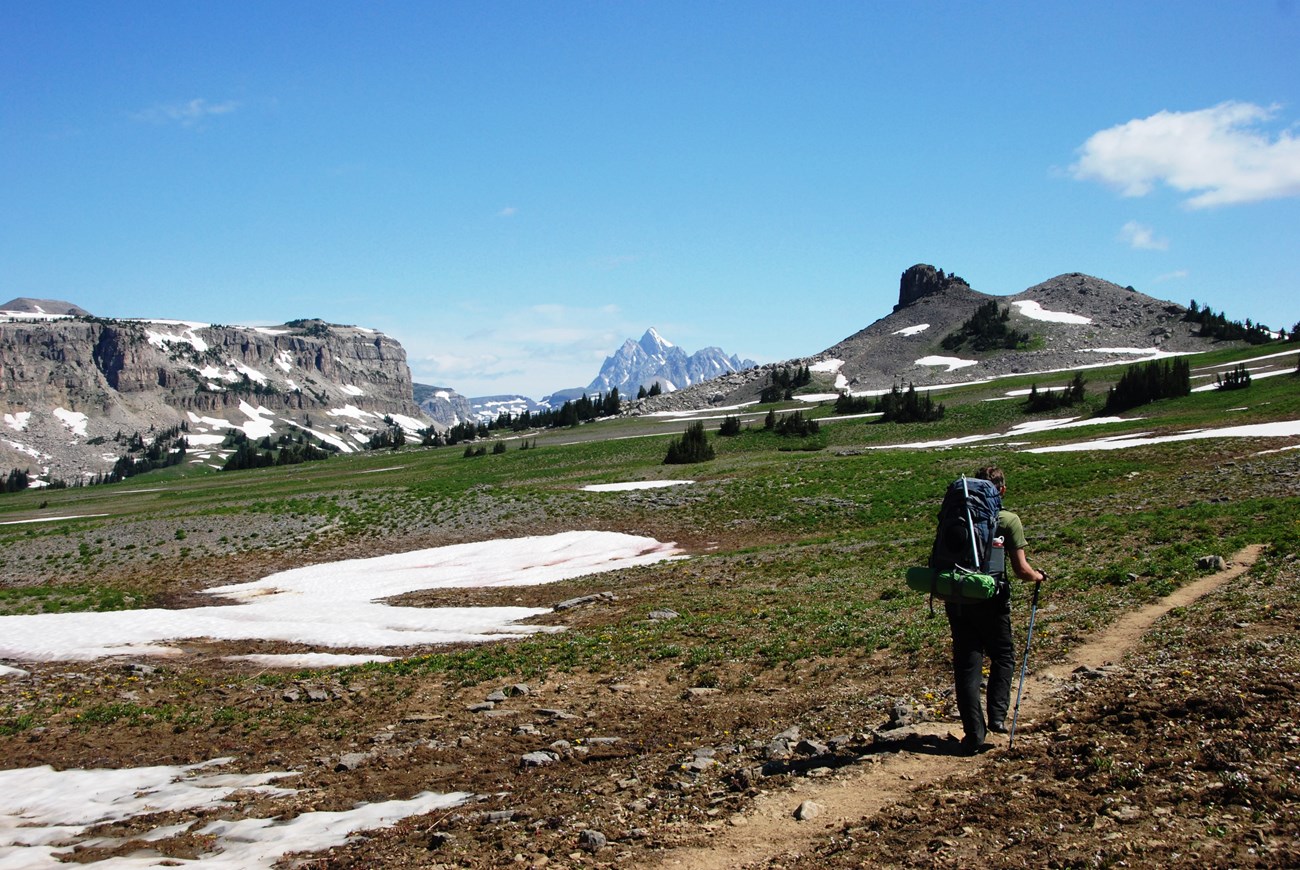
[1007,577,1043,750]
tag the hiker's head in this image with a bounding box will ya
[976,466,1006,493]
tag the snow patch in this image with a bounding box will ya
[892,323,930,336]
[52,408,88,437]
[1011,300,1092,324]
[0,531,683,663]
[915,355,978,372]
[146,326,210,353]
[582,480,693,492]
[4,412,31,432]
[0,758,470,868]
[809,359,843,373]
[274,350,294,372]
[341,384,365,396]
[1025,419,1300,453]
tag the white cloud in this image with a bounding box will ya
[497,206,519,217]
[133,98,241,128]
[1153,269,1190,284]
[1071,101,1300,208]
[1119,220,1169,251]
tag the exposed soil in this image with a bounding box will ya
[3,543,1295,868]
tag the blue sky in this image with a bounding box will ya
[3,1,1298,398]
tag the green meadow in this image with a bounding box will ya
[2,346,1297,698]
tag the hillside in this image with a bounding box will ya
[1,305,433,482]
[634,265,1229,414]
[0,339,1297,867]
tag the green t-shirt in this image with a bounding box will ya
[998,509,1029,551]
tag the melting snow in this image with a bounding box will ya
[0,757,470,868]
[341,384,365,396]
[52,408,88,437]
[915,355,979,372]
[869,416,1133,450]
[329,404,376,422]
[809,359,843,373]
[3,411,31,432]
[146,326,210,354]
[582,480,693,492]
[274,350,294,372]
[0,531,683,663]
[1011,300,1092,324]
[892,323,930,336]
[1025,420,1300,453]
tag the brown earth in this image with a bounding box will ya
[3,543,1296,868]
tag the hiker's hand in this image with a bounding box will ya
[1036,571,1048,584]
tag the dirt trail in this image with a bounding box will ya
[649,545,1264,870]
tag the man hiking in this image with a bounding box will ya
[945,465,1045,755]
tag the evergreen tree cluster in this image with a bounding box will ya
[1024,373,1087,413]
[220,427,337,472]
[760,366,812,403]
[941,301,1031,352]
[1216,364,1252,391]
[366,418,407,450]
[100,425,189,484]
[636,383,663,399]
[762,409,820,437]
[442,390,623,447]
[718,415,742,436]
[2,468,30,493]
[664,421,715,464]
[1183,300,1278,345]
[832,384,945,423]
[1103,358,1192,413]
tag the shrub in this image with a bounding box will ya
[1216,364,1252,391]
[664,421,715,464]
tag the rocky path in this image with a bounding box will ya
[648,545,1265,870]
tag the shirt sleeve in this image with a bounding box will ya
[998,510,1029,550]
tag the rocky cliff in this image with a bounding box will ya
[1,307,433,482]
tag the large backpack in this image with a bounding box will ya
[906,475,1007,610]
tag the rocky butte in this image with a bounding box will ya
[0,299,432,483]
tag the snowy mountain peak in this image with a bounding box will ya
[588,328,755,397]
[640,327,674,353]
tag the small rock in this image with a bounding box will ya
[486,690,508,703]
[520,751,559,767]
[306,688,330,702]
[681,757,716,773]
[335,752,369,771]
[578,829,607,852]
[1197,555,1228,572]
[796,738,828,757]
[467,702,496,713]
[646,609,679,621]
[687,687,721,698]
[794,800,822,821]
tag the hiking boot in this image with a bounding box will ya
[959,736,994,756]
[988,720,1008,734]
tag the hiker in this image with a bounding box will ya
[945,465,1045,755]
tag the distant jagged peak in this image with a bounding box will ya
[894,264,973,310]
[639,327,674,353]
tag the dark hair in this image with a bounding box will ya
[976,466,1005,489]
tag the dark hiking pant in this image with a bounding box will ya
[944,599,1014,746]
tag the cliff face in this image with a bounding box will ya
[0,316,432,481]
